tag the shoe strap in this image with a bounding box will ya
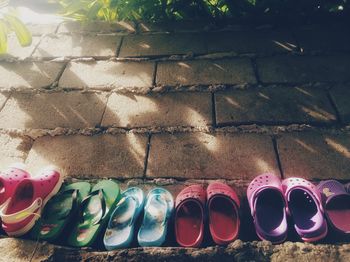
[79,189,107,225]
[0,197,42,224]
[42,188,78,221]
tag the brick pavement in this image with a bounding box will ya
[0,20,350,259]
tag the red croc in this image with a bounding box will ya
[174,185,206,247]
[207,182,240,245]
[1,166,63,236]
[0,163,30,211]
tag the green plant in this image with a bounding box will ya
[0,0,32,54]
[55,0,349,22]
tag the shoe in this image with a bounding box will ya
[1,166,63,236]
[283,177,328,242]
[67,180,121,247]
[174,185,206,247]
[30,181,91,241]
[207,182,240,245]
[104,187,145,250]
[138,188,174,247]
[247,173,288,244]
[318,180,350,235]
[0,163,30,211]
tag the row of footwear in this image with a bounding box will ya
[1,164,349,248]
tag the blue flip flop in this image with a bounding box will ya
[103,187,145,250]
[137,188,174,247]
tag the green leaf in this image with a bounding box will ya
[0,20,8,54]
[4,14,32,47]
[87,1,103,19]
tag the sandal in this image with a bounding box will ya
[0,163,30,211]
[1,166,63,236]
[318,180,350,235]
[104,187,145,250]
[247,173,288,244]
[67,180,121,247]
[30,182,91,241]
[283,177,328,242]
[137,188,174,247]
[174,185,206,247]
[207,182,240,245]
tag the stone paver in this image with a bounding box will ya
[25,134,148,179]
[58,21,136,34]
[330,85,350,124]
[207,29,298,54]
[101,92,212,127]
[215,86,337,125]
[0,92,108,129]
[0,133,33,168]
[33,34,122,58]
[0,238,38,262]
[295,24,350,52]
[0,61,65,89]
[59,61,154,90]
[277,131,350,180]
[0,35,40,60]
[138,20,212,33]
[156,59,256,87]
[257,55,350,83]
[27,22,61,35]
[147,132,279,180]
[119,33,207,57]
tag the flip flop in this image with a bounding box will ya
[174,185,206,247]
[30,182,91,241]
[0,166,63,237]
[317,180,350,235]
[247,173,288,244]
[207,182,240,245]
[283,177,328,242]
[137,188,174,247]
[67,180,121,247]
[0,163,30,211]
[104,187,145,250]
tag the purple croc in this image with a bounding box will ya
[282,178,328,242]
[318,180,350,235]
[247,173,288,244]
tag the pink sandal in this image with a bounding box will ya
[0,166,63,236]
[282,177,328,242]
[247,173,288,244]
[0,164,30,211]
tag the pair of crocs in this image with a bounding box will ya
[175,182,240,247]
[248,173,327,243]
[318,180,350,235]
[103,187,173,250]
[32,180,121,247]
[0,163,63,237]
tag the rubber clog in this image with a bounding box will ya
[207,182,240,245]
[247,173,288,244]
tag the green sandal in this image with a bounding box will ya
[30,181,91,241]
[67,180,121,247]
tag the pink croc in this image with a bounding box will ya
[247,173,288,244]
[282,177,328,242]
[0,166,63,236]
[0,163,30,211]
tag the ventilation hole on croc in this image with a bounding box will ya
[266,175,268,178]
[266,180,268,182]
[45,175,48,177]
[15,174,18,177]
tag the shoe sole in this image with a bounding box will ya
[6,172,64,237]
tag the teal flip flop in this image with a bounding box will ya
[137,188,174,247]
[103,187,145,250]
